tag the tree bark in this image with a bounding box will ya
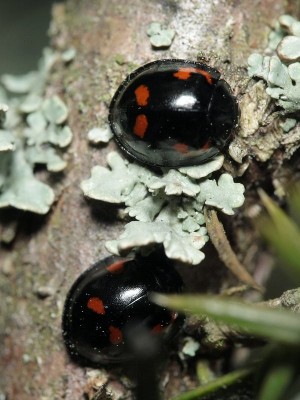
[0,1,299,399]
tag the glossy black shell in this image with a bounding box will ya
[62,253,183,366]
[109,59,239,168]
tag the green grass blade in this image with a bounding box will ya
[153,294,300,345]
[257,190,300,283]
[172,368,251,400]
[288,184,300,227]
[258,364,295,400]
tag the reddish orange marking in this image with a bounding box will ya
[202,139,211,150]
[135,84,150,106]
[173,67,213,85]
[173,69,192,80]
[133,114,148,138]
[106,260,125,274]
[152,324,165,333]
[174,143,189,154]
[87,297,105,314]
[197,69,213,85]
[109,326,123,344]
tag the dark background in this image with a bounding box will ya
[0,0,61,75]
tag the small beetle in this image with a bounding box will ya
[62,252,183,365]
[109,59,238,168]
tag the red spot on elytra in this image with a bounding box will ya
[87,297,105,315]
[135,84,150,106]
[133,114,148,138]
[202,139,211,149]
[197,69,213,85]
[174,143,189,154]
[106,260,125,274]
[152,324,165,333]
[109,326,123,344]
[173,68,192,80]
[173,67,213,85]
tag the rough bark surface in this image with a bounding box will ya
[0,1,299,399]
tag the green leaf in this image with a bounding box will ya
[288,184,300,227]
[257,190,300,283]
[153,294,300,345]
[258,364,295,400]
[172,368,251,400]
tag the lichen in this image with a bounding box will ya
[0,147,54,214]
[146,22,175,49]
[81,151,245,265]
[87,125,113,144]
[248,15,300,113]
[229,14,300,164]
[0,48,75,216]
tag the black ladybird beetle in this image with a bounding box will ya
[109,59,239,168]
[62,252,183,366]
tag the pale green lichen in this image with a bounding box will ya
[81,152,136,203]
[0,130,15,151]
[105,220,208,265]
[0,147,54,214]
[197,174,245,216]
[181,337,200,357]
[146,22,175,48]
[82,151,245,265]
[61,47,77,63]
[87,125,113,144]
[42,95,69,125]
[148,169,200,197]
[248,15,300,113]
[0,48,75,215]
[0,103,9,128]
[280,118,297,132]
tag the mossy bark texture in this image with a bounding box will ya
[0,1,299,399]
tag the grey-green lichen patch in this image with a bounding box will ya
[248,15,300,113]
[0,47,75,216]
[0,147,54,214]
[25,146,67,172]
[179,155,224,179]
[181,337,200,357]
[1,72,40,94]
[61,47,77,63]
[146,22,175,48]
[148,169,200,197]
[229,15,300,164]
[42,95,68,124]
[106,220,208,265]
[0,103,9,127]
[125,194,165,222]
[277,36,300,63]
[87,124,113,144]
[280,118,297,132]
[82,151,245,265]
[197,174,245,215]
[0,130,15,151]
[81,152,136,203]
